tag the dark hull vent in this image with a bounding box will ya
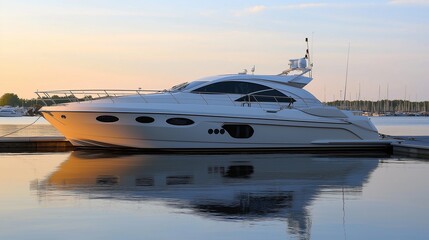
[222,124,254,138]
[224,165,254,178]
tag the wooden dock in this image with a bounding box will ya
[0,136,428,158]
[390,136,429,158]
[0,137,74,152]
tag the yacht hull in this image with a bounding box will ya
[40,110,385,151]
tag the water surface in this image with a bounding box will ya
[0,117,60,137]
[371,116,429,136]
[0,152,428,239]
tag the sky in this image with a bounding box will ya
[0,0,428,101]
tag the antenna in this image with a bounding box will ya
[278,38,312,76]
[305,37,312,78]
[343,42,350,106]
[311,32,314,68]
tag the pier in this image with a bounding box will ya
[0,136,73,152]
[390,136,429,158]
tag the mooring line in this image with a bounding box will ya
[0,116,42,138]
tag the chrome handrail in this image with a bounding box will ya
[35,89,323,109]
[35,89,163,105]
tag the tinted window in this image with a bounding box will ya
[235,89,296,103]
[192,81,269,94]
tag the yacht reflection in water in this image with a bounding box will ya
[36,151,380,239]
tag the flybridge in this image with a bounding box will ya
[219,38,313,88]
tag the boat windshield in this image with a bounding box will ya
[169,82,189,92]
[169,81,208,92]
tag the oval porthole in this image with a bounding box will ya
[222,124,254,138]
[166,118,194,126]
[136,116,154,123]
[96,115,119,123]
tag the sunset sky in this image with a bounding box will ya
[1,0,428,101]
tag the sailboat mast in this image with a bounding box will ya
[343,43,351,107]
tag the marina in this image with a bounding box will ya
[1,1,428,239]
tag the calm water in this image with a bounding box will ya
[0,152,428,240]
[370,116,429,136]
[0,117,60,137]
[1,117,429,239]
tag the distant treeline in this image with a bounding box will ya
[0,93,82,108]
[326,100,429,114]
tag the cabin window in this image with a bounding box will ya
[96,115,119,123]
[235,89,296,103]
[166,117,194,126]
[192,81,269,94]
[222,124,254,138]
[136,116,155,123]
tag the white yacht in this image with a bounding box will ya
[36,47,386,151]
[0,106,23,117]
